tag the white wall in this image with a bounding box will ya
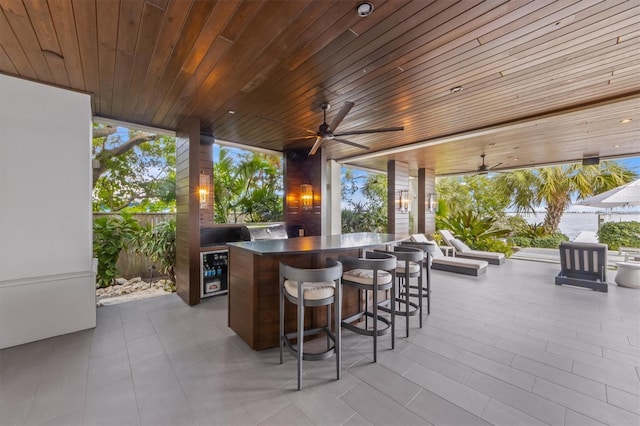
[0,74,95,349]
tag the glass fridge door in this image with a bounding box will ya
[201,250,228,298]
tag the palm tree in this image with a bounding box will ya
[213,148,283,223]
[494,161,635,233]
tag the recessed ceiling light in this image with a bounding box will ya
[620,118,632,124]
[228,110,235,115]
[450,86,463,93]
[613,144,620,148]
[356,2,374,17]
[513,158,518,161]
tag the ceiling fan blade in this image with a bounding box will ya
[489,162,503,170]
[333,138,370,150]
[308,136,323,156]
[258,135,316,144]
[334,126,404,137]
[256,114,315,134]
[329,101,354,131]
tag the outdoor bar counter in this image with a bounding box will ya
[227,232,406,350]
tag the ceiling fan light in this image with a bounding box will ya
[356,2,374,17]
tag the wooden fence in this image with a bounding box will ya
[93,213,175,279]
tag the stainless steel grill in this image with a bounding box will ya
[240,223,288,241]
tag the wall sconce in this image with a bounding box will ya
[398,189,410,213]
[199,172,210,209]
[428,193,438,213]
[300,184,313,210]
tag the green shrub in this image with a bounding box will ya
[136,219,176,283]
[518,223,547,239]
[437,210,510,242]
[93,213,140,288]
[598,221,640,250]
[473,238,513,257]
[530,233,569,248]
[510,236,532,248]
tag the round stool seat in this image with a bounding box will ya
[615,262,640,288]
[343,268,392,285]
[284,280,335,300]
[395,261,420,274]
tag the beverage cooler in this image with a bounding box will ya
[201,250,228,298]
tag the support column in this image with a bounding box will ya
[175,117,201,305]
[283,148,326,236]
[387,160,409,235]
[418,168,436,236]
[326,160,342,235]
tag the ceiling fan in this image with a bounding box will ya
[477,154,502,174]
[257,101,404,155]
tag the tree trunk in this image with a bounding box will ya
[543,198,568,234]
[92,133,156,187]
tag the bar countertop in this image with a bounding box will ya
[226,232,408,255]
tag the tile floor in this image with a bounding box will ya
[1,259,639,425]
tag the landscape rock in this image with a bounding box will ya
[96,278,175,307]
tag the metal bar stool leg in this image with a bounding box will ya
[297,289,304,390]
[372,277,378,363]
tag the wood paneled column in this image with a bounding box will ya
[175,117,201,306]
[387,160,409,235]
[418,168,436,236]
[283,148,326,236]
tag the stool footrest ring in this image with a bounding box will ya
[379,299,419,317]
[342,311,392,336]
[282,327,337,361]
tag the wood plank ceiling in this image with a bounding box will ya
[0,0,638,175]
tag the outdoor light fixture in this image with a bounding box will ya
[428,193,438,213]
[199,172,210,209]
[398,189,410,213]
[582,156,600,166]
[300,184,313,210]
[356,2,374,17]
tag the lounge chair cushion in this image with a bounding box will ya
[449,238,506,265]
[450,238,471,252]
[438,230,456,246]
[433,256,486,270]
[410,233,429,243]
[409,236,443,258]
[406,236,488,275]
[432,256,488,276]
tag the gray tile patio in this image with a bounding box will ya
[1,259,638,425]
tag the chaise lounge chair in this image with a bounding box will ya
[438,230,506,265]
[555,241,608,292]
[404,234,488,276]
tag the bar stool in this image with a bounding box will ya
[401,240,434,315]
[376,246,424,337]
[339,251,396,362]
[279,259,343,390]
